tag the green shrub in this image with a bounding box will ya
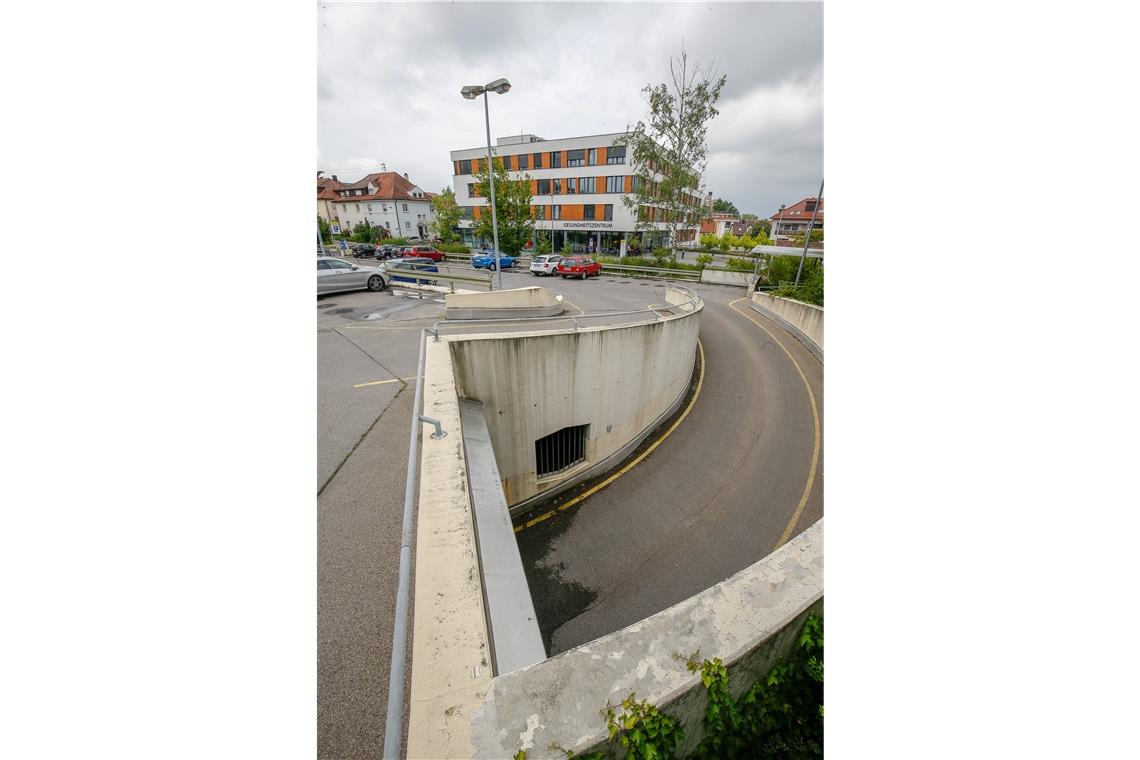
[439,243,470,253]
[696,253,714,268]
[726,256,753,272]
[517,614,823,759]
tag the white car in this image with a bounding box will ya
[317,256,389,294]
[529,254,562,276]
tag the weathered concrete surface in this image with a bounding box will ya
[406,340,492,759]
[699,268,752,286]
[459,399,546,676]
[471,520,823,759]
[445,286,565,320]
[448,292,703,507]
[751,291,823,355]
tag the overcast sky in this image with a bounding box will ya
[318,1,821,218]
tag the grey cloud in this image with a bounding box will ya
[319,2,821,216]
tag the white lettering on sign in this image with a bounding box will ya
[562,222,613,229]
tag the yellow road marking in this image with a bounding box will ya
[353,376,416,388]
[728,297,821,549]
[515,339,707,533]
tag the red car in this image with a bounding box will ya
[556,256,602,279]
[408,245,445,262]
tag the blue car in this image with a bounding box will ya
[471,251,516,271]
[384,257,438,284]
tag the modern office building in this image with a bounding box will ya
[449,133,701,254]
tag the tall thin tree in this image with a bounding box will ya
[618,47,726,255]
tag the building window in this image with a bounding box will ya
[606,175,622,193]
[468,183,476,196]
[566,177,577,194]
[458,159,472,174]
[579,177,596,193]
[533,152,543,169]
[405,221,411,230]
[381,203,387,212]
[367,204,373,212]
[517,153,528,170]
[553,205,561,220]
[567,149,585,167]
[536,205,545,220]
[553,178,561,194]
[537,179,551,195]
[588,148,596,166]
[355,203,360,212]
[607,145,626,164]
[550,151,561,168]
[402,203,408,212]
[535,424,589,479]
[604,204,613,221]
[584,205,596,220]
[385,221,391,229]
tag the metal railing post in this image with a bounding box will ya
[382,328,429,759]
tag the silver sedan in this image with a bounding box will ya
[317,256,389,295]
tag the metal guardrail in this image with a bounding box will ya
[389,267,495,292]
[598,263,701,281]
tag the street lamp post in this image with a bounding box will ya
[794,179,823,287]
[461,78,511,291]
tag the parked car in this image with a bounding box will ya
[555,256,602,279]
[406,235,422,243]
[408,245,445,262]
[529,254,562,276]
[350,243,377,258]
[471,250,517,271]
[383,257,439,285]
[317,256,389,294]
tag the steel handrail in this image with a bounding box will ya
[383,328,428,759]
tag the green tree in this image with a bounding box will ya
[712,197,739,215]
[430,187,461,243]
[350,220,376,243]
[790,228,824,246]
[317,216,331,243]
[618,47,726,253]
[748,219,772,239]
[699,233,718,249]
[473,157,535,256]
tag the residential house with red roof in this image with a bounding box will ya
[331,171,437,239]
[317,175,343,226]
[770,197,823,246]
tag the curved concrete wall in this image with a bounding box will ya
[445,286,565,320]
[750,291,823,357]
[448,290,702,508]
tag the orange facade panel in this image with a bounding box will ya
[624,175,633,193]
[561,204,584,221]
[597,147,607,164]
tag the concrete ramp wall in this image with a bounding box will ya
[447,292,702,509]
[445,286,565,320]
[750,291,824,358]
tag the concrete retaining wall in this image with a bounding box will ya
[445,286,565,320]
[448,295,702,509]
[471,521,823,758]
[699,268,752,286]
[750,291,824,357]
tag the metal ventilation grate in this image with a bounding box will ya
[535,424,589,479]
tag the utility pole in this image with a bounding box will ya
[794,180,823,287]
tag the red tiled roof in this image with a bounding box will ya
[330,171,430,202]
[317,176,343,199]
[771,197,824,221]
